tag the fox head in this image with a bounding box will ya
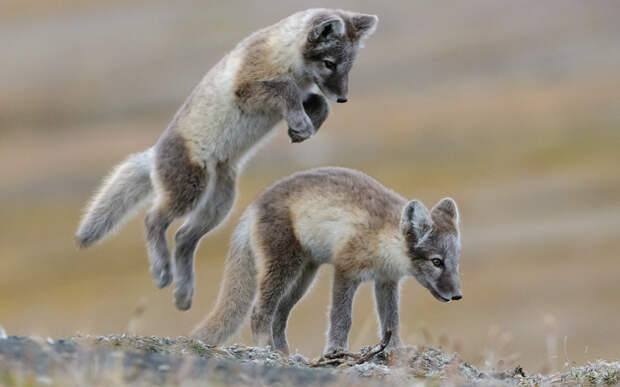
[303,11,378,103]
[400,198,463,303]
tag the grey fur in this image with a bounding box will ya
[308,16,345,42]
[77,10,378,311]
[272,262,319,353]
[173,163,237,310]
[407,198,462,303]
[76,148,154,248]
[144,205,174,288]
[303,17,356,102]
[257,78,315,143]
[401,200,432,244]
[192,167,462,354]
[190,214,257,344]
[374,280,402,349]
[250,247,306,348]
[325,273,360,354]
[301,11,378,103]
[289,93,330,141]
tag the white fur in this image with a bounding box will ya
[291,198,363,263]
[376,231,412,279]
[178,10,325,168]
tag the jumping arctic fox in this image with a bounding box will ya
[192,167,462,355]
[75,10,379,311]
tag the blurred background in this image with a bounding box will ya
[1,0,619,372]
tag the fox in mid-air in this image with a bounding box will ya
[75,9,379,310]
[192,167,463,355]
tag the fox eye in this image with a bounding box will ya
[431,258,443,268]
[323,60,336,70]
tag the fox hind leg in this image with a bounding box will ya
[251,265,303,349]
[145,130,209,289]
[173,163,237,310]
[272,262,319,354]
[250,196,306,349]
[145,204,175,288]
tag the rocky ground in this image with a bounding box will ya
[1,335,619,386]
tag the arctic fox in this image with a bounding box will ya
[75,10,379,310]
[192,167,462,355]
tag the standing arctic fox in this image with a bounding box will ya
[75,9,379,310]
[192,167,462,355]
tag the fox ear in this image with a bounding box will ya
[350,14,378,41]
[431,198,460,226]
[401,200,432,242]
[308,16,345,42]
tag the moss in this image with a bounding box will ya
[188,341,212,357]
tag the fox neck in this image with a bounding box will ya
[375,227,412,281]
[269,12,316,89]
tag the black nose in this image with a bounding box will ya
[452,295,462,301]
[336,98,347,103]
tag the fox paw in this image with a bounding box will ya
[323,348,348,359]
[174,282,194,311]
[287,112,314,143]
[151,263,172,288]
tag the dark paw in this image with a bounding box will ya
[287,112,314,143]
[288,127,312,143]
[174,283,194,311]
[323,348,347,359]
[151,263,172,288]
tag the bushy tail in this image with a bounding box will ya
[191,214,257,344]
[76,148,155,248]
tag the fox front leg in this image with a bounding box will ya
[374,280,403,349]
[288,93,329,142]
[325,273,360,356]
[258,79,315,143]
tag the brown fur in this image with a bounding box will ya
[233,31,277,107]
[192,167,461,354]
[76,9,379,312]
[257,167,405,226]
[154,129,208,216]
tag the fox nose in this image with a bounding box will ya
[451,295,462,301]
[336,98,348,103]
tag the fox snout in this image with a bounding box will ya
[433,279,463,303]
[436,292,463,303]
[445,287,463,302]
[315,73,349,103]
[444,283,463,302]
